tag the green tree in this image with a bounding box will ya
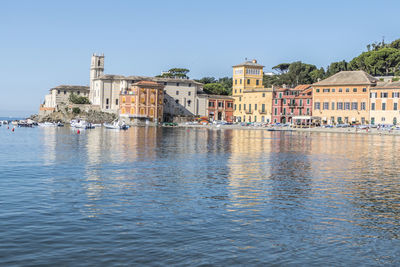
[326,60,348,77]
[272,63,290,74]
[309,67,326,82]
[69,93,90,104]
[196,77,217,84]
[203,83,230,95]
[158,68,190,79]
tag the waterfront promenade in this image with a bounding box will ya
[178,123,400,136]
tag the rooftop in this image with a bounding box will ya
[313,71,378,86]
[233,59,264,68]
[51,85,89,91]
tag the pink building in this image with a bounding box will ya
[272,85,312,124]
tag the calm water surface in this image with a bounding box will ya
[1,126,400,265]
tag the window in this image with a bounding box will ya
[227,102,233,108]
[344,102,350,110]
[306,108,310,115]
[115,99,118,105]
[175,99,179,104]
[300,99,303,106]
[247,79,250,85]
[363,88,367,92]
[323,102,329,110]
[283,99,286,105]
[382,117,386,122]
[176,83,180,86]
[208,101,214,107]
[393,92,400,98]
[188,83,191,87]
[339,88,343,92]
[314,102,320,110]
[316,89,320,93]
[361,102,366,110]
[262,104,265,112]
[64,91,67,95]
[323,88,330,93]
[307,99,310,105]
[235,89,237,94]
[240,89,242,93]
[240,79,242,84]
[187,100,191,107]
[279,93,282,98]
[218,102,224,108]
[346,88,349,92]
[235,79,237,85]
[256,80,259,86]
[274,108,277,115]
[381,92,388,98]
[176,91,179,95]
[370,92,377,98]
[188,91,191,96]
[331,102,335,110]
[274,99,278,104]
[255,104,257,111]
[371,103,375,110]
[395,103,398,110]
[351,102,358,110]
[249,104,251,112]
[332,89,335,93]
[244,104,246,110]
[283,108,286,115]
[77,91,80,95]
[164,82,167,85]
[234,104,237,110]
[106,98,109,105]
[262,93,265,97]
[337,102,343,110]
[239,104,241,111]
[58,90,60,94]
[382,103,386,110]
[353,88,357,92]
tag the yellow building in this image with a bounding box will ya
[312,71,378,125]
[232,59,273,123]
[370,81,400,125]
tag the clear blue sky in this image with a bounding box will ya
[1,0,400,116]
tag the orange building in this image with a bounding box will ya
[313,71,378,125]
[207,95,234,122]
[119,81,164,124]
[369,81,400,125]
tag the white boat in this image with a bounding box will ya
[104,121,129,130]
[73,120,88,128]
[38,122,56,127]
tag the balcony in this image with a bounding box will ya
[258,110,268,114]
[245,109,253,114]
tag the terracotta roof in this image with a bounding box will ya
[233,59,264,68]
[293,84,312,90]
[313,71,378,86]
[132,80,164,88]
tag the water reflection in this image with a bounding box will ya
[11,127,400,265]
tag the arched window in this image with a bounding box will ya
[98,59,101,66]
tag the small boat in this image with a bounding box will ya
[57,122,64,127]
[74,120,88,128]
[104,121,129,130]
[38,122,56,127]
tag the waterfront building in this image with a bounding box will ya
[232,59,273,123]
[89,54,207,119]
[369,81,400,125]
[271,84,312,124]
[119,81,164,123]
[312,71,378,125]
[207,95,234,122]
[40,85,90,115]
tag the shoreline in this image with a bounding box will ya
[176,124,400,136]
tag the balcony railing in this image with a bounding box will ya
[245,109,253,114]
[258,110,268,114]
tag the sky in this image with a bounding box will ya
[1,0,400,117]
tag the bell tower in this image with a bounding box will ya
[89,53,104,104]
